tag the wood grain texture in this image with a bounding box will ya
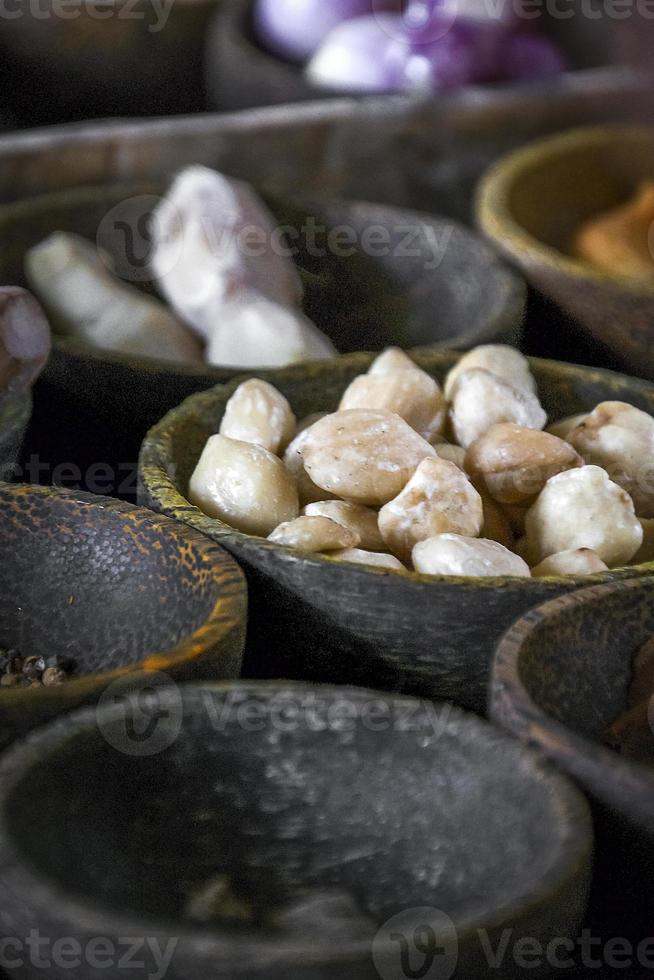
[139,350,654,713]
[491,577,654,938]
[0,682,592,979]
[0,483,247,751]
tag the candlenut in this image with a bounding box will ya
[524,465,642,567]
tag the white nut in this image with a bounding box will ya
[331,548,405,571]
[189,434,298,536]
[268,515,358,551]
[466,423,582,504]
[412,534,531,578]
[151,165,303,338]
[525,465,643,567]
[303,500,385,552]
[219,379,296,455]
[547,413,588,439]
[302,409,436,506]
[205,294,336,369]
[531,549,609,577]
[444,345,537,400]
[368,347,421,375]
[567,401,654,517]
[339,370,446,442]
[283,424,337,506]
[450,369,547,449]
[378,457,483,563]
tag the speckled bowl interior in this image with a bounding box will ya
[0,483,246,749]
[0,684,592,979]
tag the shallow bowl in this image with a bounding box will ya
[0,181,524,493]
[207,0,619,113]
[476,125,654,380]
[139,350,654,712]
[491,577,654,937]
[0,682,592,979]
[0,483,246,750]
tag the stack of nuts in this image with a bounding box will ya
[0,652,76,689]
[189,345,654,578]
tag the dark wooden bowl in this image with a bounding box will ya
[476,125,654,382]
[139,350,654,713]
[0,181,524,495]
[0,682,592,979]
[0,0,220,124]
[207,0,619,112]
[490,577,654,938]
[0,391,31,479]
[0,483,247,751]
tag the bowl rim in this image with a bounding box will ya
[0,679,593,964]
[217,0,633,102]
[139,348,654,590]
[475,123,654,297]
[490,575,654,829]
[0,483,247,706]
[1,180,526,377]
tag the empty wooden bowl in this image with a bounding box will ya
[0,682,592,979]
[0,483,246,750]
[0,0,219,124]
[476,125,654,381]
[491,577,654,938]
[139,350,654,713]
[0,181,524,495]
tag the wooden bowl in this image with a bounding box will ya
[139,350,654,713]
[476,125,654,381]
[0,483,247,751]
[0,682,592,979]
[207,0,619,112]
[0,0,220,124]
[0,88,646,223]
[490,577,654,938]
[0,391,31,478]
[0,181,524,494]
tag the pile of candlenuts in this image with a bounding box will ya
[189,345,654,578]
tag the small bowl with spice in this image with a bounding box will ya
[140,345,654,712]
[490,576,654,938]
[0,682,592,979]
[476,125,654,381]
[0,483,247,751]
